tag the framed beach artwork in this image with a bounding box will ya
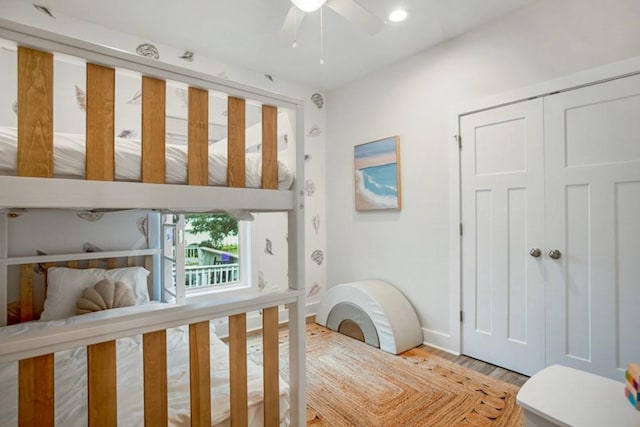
[354,136,402,211]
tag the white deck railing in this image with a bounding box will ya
[179,264,240,289]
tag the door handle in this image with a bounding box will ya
[529,248,541,258]
[548,249,561,260]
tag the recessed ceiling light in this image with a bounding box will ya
[388,9,407,23]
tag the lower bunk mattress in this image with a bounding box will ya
[0,127,294,189]
[0,305,289,426]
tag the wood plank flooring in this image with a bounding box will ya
[418,344,529,387]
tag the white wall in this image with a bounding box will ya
[0,0,327,314]
[326,0,640,351]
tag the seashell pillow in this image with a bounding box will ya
[43,267,150,321]
[76,279,136,315]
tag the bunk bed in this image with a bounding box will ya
[0,17,306,427]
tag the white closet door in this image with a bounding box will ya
[460,99,546,376]
[545,74,640,381]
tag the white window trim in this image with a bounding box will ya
[160,214,184,304]
[184,218,258,303]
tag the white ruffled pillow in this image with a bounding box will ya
[41,267,150,321]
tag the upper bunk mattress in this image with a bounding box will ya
[0,127,294,190]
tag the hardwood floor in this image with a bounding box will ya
[418,344,530,387]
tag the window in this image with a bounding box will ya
[162,213,250,303]
[183,213,240,290]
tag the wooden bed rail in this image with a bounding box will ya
[1,291,300,426]
[0,18,301,109]
[0,289,301,361]
[0,18,307,426]
[16,46,280,190]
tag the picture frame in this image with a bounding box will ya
[354,136,401,211]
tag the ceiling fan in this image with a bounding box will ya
[280,0,384,47]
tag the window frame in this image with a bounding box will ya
[183,216,256,302]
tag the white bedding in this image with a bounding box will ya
[0,305,289,426]
[0,127,294,190]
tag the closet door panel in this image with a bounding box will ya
[473,189,494,335]
[506,187,528,343]
[564,184,591,361]
[616,182,640,370]
[564,88,640,167]
[474,118,527,175]
[545,73,640,381]
[460,98,545,376]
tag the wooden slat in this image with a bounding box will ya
[19,354,54,427]
[17,47,53,178]
[262,306,280,426]
[188,87,209,186]
[141,76,166,184]
[227,97,246,188]
[261,105,278,190]
[86,64,115,181]
[229,313,248,426]
[67,260,79,268]
[87,340,117,427]
[128,256,137,267]
[189,321,211,427]
[88,259,100,268]
[107,258,119,269]
[20,264,33,322]
[143,330,167,426]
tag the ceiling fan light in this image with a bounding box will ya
[291,0,327,12]
[388,9,408,22]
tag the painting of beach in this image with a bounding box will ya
[354,136,401,211]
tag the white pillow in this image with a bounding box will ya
[41,267,150,321]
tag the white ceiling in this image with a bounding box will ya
[40,0,536,91]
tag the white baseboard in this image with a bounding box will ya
[421,327,459,354]
[305,300,320,319]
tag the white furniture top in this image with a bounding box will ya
[517,365,640,427]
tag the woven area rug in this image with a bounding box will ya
[251,323,523,427]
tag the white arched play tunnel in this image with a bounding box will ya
[315,280,423,354]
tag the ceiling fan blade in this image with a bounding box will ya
[279,4,306,47]
[326,0,384,35]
